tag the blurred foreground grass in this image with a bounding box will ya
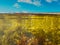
[0,14,60,45]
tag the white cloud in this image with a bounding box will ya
[33,1,42,6]
[46,0,58,3]
[18,0,32,3]
[13,3,20,8]
[22,10,28,13]
[15,11,20,13]
[46,0,52,3]
[17,0,41,6]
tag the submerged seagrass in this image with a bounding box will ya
[0,13,60,45]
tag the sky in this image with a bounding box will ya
[0,0,60,13]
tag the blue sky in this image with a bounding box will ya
[0,0,60,13]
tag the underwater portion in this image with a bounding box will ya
[0,14,60,45]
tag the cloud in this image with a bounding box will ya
[18,0,32,3]
[17,0,41,6]
[33,0,42,6]
[46,0,52,3]
[13,3,20,8]
[46,0,58,3]
[22,10,28,13]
